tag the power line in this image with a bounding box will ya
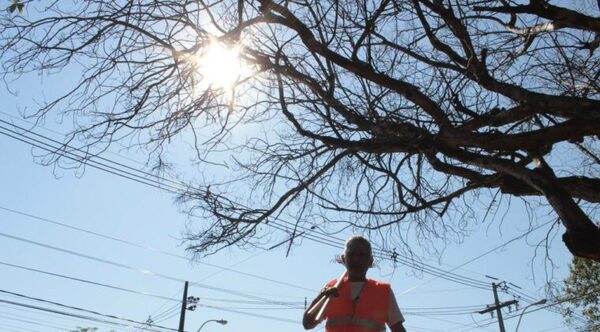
[451,288,600,332]
[262,217,491,289]
[0,110,147,168]
[0,204,314,293]
[411,219,556,289]
[147,288,185,324]
[0,280,299,330]
[193,303,298,324]
[0,321,41,332]
[2,288,301,329]
[151,304,181,324]
[503,283,587,323]
[0,295,175,332]
[504,289,600,322]
[1,258,496,319]
[0,312,71,331]
[3,123,558,330]
[404,304,488,310]
[0,119,493,290]
[0,119,187,190]
[0,231,303,308]
[410,311,497,332]
[0,303,127,332]
[0,260,179,302]
[0,122,184,194]
[0,288,177,331]
[403,308,489,316]
[256,218,491,289]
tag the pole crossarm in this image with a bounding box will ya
[477,300,519,314]
[477,282,519,332]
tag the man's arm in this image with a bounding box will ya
[302,294,324,330]
[387,288,406,332]
[302,287,338,330]
[390,321,407,332]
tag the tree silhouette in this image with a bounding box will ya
[1,0,599,260]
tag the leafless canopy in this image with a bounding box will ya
[1,0,599,260]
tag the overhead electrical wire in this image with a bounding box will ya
[1,116,575,332]
[397,219,559,301]
[145,287,185,325]
[193,303,298,324]
[404,219,556,289]
[0,110,147,167]
[0,204,314,293]
[0,288,302,328]
[0,299,162,332]
[0,297,175,332]
[0,288,178,331]
[259,212,492,289]
[0,119,510,291]
[0,312,71,331]
[0,119,488,288]
[449,288,600,332]
[150,304,181,324]
[0,260,179,303]
[0,304,123,332]
[0,117,565,332]
[0,232,303,308]
[401,304,490,316]
[533,327,572,332]
[405,311,497,332]
[503,288,600,323]
[405,311,484,317]
[0,120,185,194]
[0,322,40,332]
[266,217,491,289]
[0,119,187,190]
[0,257,496,322]
[502,283,587,323]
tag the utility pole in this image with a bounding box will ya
[178,281,189,332]
[492,283,507,332]
[478,282,518,332]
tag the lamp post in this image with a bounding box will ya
[197,319,228,332]
[515,299,547,332]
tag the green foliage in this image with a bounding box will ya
[562,257,600,331]
[7,0,24,15]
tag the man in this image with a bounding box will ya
[303,236,407,332]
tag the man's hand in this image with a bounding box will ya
[319,286,339,298]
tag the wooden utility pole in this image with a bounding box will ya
[178,281,189,332]
[478,282,518,332]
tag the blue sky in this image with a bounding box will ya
[0,107,576,332]
[0,1,587,328]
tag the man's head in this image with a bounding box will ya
[341,235,374,276]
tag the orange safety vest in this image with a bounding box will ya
[324,277,390,332]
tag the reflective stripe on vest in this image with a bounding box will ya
[326,316,385,332]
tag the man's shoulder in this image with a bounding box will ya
[368,279,391,288]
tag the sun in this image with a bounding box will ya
[195,40,246,91]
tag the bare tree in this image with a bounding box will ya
[1,0,599,261]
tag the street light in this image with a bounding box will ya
[515,299,547,332]
[197,319,228,332]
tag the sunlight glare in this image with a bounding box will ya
[196,41,244,90]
